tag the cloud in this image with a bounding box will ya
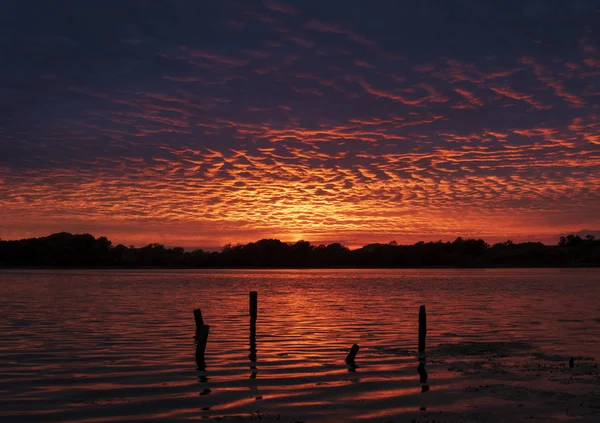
[1,0,598,247]
[489,86,551,110]
[520,56,584,107]
[304,19,374,46]
[264,0,298,15]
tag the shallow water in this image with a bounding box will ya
[1,268,599,422]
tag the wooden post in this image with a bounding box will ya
[346,343,360,363]
[193,309,204,331]
[417,309,430,399]
[249,293,257,378]
[195,324,210,363]
[418,305,427,352]
[250,291,258,321]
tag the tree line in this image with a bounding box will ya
[0,232,598,268]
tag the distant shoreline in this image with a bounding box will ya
[2,264,599,270]
[2,232,599,268]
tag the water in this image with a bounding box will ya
[1,268,599,422]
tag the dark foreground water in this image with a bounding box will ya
[1,269,599,422]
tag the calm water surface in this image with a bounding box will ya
[1,269,599,422]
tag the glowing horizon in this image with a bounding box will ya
[1,1,599,249]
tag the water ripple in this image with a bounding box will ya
[1,268,599,422]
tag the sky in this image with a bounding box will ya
[1,0,599,249]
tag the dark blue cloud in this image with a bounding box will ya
[0,0,598,245]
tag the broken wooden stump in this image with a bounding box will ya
[346,343,360,363]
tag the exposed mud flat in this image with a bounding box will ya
[405,341,599,422]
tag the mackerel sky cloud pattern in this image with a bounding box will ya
[1,0,599,248]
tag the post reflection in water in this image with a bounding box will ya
[196,353,211,395]
[249,316,257,379]
[195,344,206,372]
[418,353,430,393]
[195,328,210,395]
[2,270,599,423]
[249,311,263,401]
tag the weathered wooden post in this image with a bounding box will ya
[250,291,258,321]
[249,291,258,378]
[194,309,204,334]
[418,305,427,352]
[346,343,360,363]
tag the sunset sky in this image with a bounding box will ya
[1,0,599,249]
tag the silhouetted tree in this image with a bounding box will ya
[1,232,599,268]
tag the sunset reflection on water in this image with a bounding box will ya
[1,269,599,422]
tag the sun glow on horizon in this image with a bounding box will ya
[1,1,599,247]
